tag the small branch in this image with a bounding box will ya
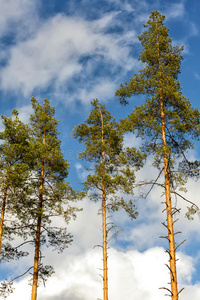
[171,168,200,174]
[165,249,172,260]
[174,231,181,236]
[14,240,34,249]
[11,266,34,281]
[144,168,164,198]
[159,287,173,296]
[159,236,170,241]
[178,287,184,295]
[93,245,103,249]
[161,222,168,230]
[165,264,175,282]
[175,239,186,252]
[170,191,199,210]
[173,218,179,225]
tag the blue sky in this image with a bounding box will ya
[1,0,200,299]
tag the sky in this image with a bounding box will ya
[1,0,200,299]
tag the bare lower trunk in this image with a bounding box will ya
[0,182,8,252]
[31,204,42,300]
[161,101,178,300]
[31,130,45,300]
[31,172,43,300]
[102,185,108,300]
[0,166,10,252]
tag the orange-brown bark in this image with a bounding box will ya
[156,24,178,300]
[99,107,108,300]
[31,133,45,300]
[161,101,178,300]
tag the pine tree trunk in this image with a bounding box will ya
[0,164,10,252]
[31,167,44,300]
[99,106,108,300]
[102,183,108,300]
[160,101,178,300]
[31,132,45,300]
[156,24,178,300]
[0,181,8,253]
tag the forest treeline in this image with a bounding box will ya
[0,10,200,300]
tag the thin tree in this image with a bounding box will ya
[73,99,142,300]
[115,11,200,300]
[26,97,79,300]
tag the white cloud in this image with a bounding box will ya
[75,163,90,182]
[17,104,33,124]
[0,13,138,103]
[6,246,200,300]
[77,79,117,105]
[123,132,142,148]
[165,2,185,20]
[0,0,38,38]
[2,157,200,300]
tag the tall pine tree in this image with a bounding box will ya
[23,97,79,300]
[115,11,200,300]
[73,99,142,300]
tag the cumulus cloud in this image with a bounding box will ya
[6,246,200,300]
[0,12,138,102]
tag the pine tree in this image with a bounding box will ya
[115,11,200,300]
[73,99,142,300]
[0,109,30,259]
[22,97,79,300]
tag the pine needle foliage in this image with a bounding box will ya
[115,10,200,300]
[20,97,80,300]
[0,110,30,259]
[73,99,143,300]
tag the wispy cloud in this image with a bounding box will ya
[165,2,185,20]
[195,73,200,80]
[0,0,39,39]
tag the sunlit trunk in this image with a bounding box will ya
[156,24,178,300]
[31,132,45,300]
[160,100,178,300]
[99,107,108,300]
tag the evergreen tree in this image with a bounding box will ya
[0,109,30,259]
[115,11,200,300]
[21,97,79,300]
[73,99,142,300]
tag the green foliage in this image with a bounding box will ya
[0,98,81,291]
[0,281,14,299]
[20,97,79,251]
[73,99,142,218]
[0,110,30,261]
[0,243,29,262]
[0,110,30,192]
[185,205,199,221]
[116,10,200,177]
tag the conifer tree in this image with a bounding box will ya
[115,11,200,300]
[73,99,142,300]
[23,97,79,300]
[0,110,30,259]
